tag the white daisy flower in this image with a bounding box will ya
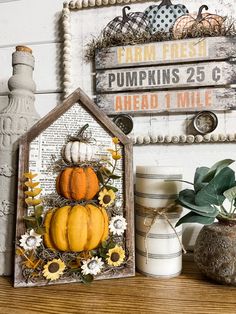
[109,215,127,236]
[19,229,42,251]
[81,257,104,276]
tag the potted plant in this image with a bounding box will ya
[176,159,236,285]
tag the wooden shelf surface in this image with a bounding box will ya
[0,260,235,314]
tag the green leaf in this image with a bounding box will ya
[69,268,81,274]
[23,216,37,229]
[100,167,112,177]
[176,212,216,227]
[96,170,104,184]
[99,252,108,259]
[223,186,236,201]
[217,204,228,215]
[81,274,94,284]
[104,185,118,192]
[194,167,209,192]
[109,174,121,180]
[105,160,114,168]
[107,241,116,249]
[101,241,107,248]
[23,216,36,222]
[37,216,43,226]
[177,189,218,217]
[195,167,236,206]
[34,205,43,218]
[203,159,234,183]
[35,226,45,235]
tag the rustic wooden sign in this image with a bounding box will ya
[14,88,135,287]
[96,88,236,115]
[95,37,236,69]
[95,36,236,115]
[96,61,236,93]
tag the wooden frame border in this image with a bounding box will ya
[14,87,135,287]
[61,2,236,146]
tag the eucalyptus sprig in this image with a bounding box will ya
[176,159,236,226]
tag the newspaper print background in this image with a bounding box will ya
[28,102,124,212]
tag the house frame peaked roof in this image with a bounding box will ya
[20,87,131,145]
[14,88,134,287]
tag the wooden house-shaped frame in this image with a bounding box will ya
[14,88,134,287]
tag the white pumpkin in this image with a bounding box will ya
[63,141,95,163]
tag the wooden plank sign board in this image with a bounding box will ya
[14,88,135,287]
[97,88,236,115]
[95,37,236,115]
[96,37,236,69]
[96,62,236,92]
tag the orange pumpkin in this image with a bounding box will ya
[173,5,225,39]
[56,167,99,200]
[44,205,109,252]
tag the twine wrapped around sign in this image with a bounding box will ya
[136,203,186,263]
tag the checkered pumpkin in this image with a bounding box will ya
[144,0,189,34]
[103,6,149,37]
[173,5,225,39]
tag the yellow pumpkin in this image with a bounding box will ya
[44,204,109,252]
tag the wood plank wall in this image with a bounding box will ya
[0,0,236,248]
[0,0,65,116]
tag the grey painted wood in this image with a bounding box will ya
[96,61,236,93]
[96,88,236,115]
[95,37,236,70]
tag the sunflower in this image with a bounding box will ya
[109,215,127,236]
[107,245,125,267]
[81,257,104,276]
[98,188,116,207]
[19,229,42,251]
[42,259,66,281]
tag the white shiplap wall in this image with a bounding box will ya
[1,0,236,249]
[0,0,65,115]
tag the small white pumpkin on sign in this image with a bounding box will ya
[64,141,95,163]
[62,124,96,164]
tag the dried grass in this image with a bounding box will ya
[84,18,236,62]
[178,18,236,39]
[84,31,172,62]
[43,192,99,208]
